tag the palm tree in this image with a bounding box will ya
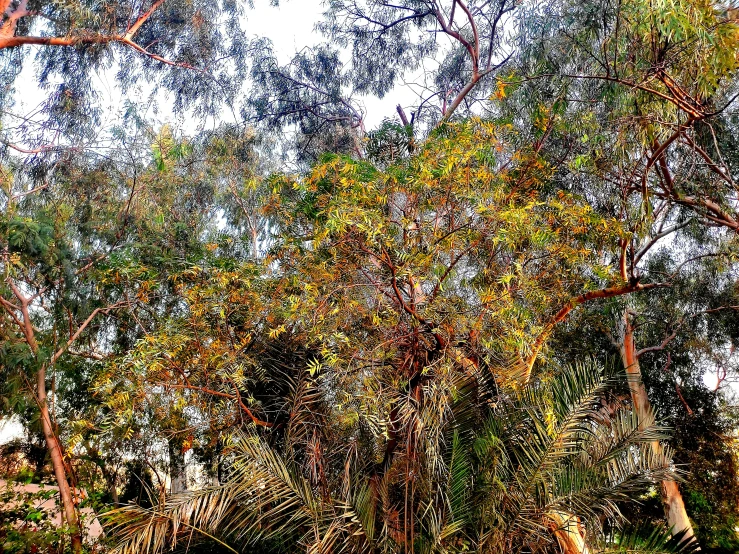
[104,360,700,554]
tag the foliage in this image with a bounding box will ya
[105,361,687,554]
[0,479,89,554]
[2,0,739,552]
[96,120,695,553]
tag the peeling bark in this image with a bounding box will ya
[618,310,696,540]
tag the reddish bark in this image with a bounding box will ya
[524,281,665,381]
[619,310,696,540]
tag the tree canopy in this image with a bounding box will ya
[1,0,738,553]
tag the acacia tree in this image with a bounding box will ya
[0,119,268,550]
[0,159,131,551]
[94,119,699,553]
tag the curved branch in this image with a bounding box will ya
[524,281,668,381]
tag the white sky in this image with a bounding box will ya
[246,0,421,127]
[0,417,22,443]
[11,0,420,143]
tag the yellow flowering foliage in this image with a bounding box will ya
[100,120,625,438]
[264,119,623,411]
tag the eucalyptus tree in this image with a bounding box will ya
[0,0,517,164]
[545,227,739,552]
[624,253,739,553]
[248,0,516,149]
[0,151,136,551]
[0,0,250,106]
[0,119,269,550]
[505,0,739,542]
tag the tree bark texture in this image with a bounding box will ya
[168,440,188,494]
[37,363,83,553]
[618,309,696,540]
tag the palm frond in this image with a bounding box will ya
[106,432,322,553]
[599,524,701,554]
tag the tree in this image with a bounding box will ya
[106,362,692,554]
[0,158,127,551]
[94,120,698,553]
[245,0,517,162]
[0,0,249,98]
[2,0,738,551]
[503,0,739,541]
[0,119,266,550]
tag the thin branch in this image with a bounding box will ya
[50,302,125,365]
[633,219,693,265]
[162,383,274,428]
[636,327,680,358]
[124,0,166,40]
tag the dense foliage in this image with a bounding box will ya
[1,0,738,553]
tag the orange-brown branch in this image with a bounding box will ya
[124,0,166,40]
[163,383,274,428]
[0,0,203,72]
[0,33,198,70]
[524,281,666,381]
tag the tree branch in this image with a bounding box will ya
[524,281,668,381]
[50,302,125,365]
[124,0,166,40]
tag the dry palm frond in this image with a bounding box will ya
[106,360,698,554]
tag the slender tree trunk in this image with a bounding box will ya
[618,310,696,540]
[101,463,119,504]
[37,363,83,553]
[251,225,259,260]
[9,290,83,553]
[3,282,115,552]
[215,436,223,486]
[109,478,120,505]
[168,440,188,494]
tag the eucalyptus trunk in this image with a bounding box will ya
[18,296,83,554]
[37,362,83,553]
[168,440,188,494]
[618,309,696,540]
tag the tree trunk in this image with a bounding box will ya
[618,310,696,540]
[3,284,111,553]
[168,440,188,494]
[101,464,119,504]
[549,510,589,554]
[37,363,83,553]
[109,479,120,505]
[251,225,259,260]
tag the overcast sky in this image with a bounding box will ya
[246,0,421,127]
[11,0,419,143]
